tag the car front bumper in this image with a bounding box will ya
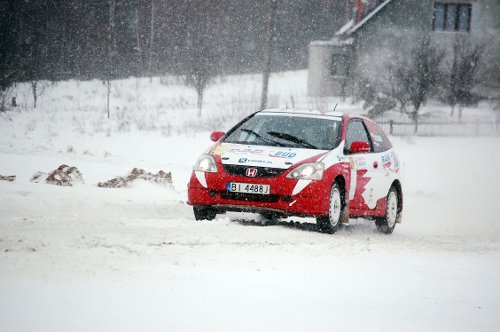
[187,171,331,217]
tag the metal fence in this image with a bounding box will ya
[378,120,500,137]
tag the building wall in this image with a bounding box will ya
[307,41,353,97]
[308,0,500,97]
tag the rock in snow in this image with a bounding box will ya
[0,175,16,182]
[98,168,172,188]
[31,165,84,186]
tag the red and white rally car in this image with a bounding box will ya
[187,109,403,234]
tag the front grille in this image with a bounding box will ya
[220,191,280,203]
[223,164,286,178]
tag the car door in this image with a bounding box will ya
[363,119,398,207]
[344,119,379,210]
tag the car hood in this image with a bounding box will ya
[210,143,328,169]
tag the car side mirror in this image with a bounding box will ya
[349,141,371,154]
[210,131,225,142]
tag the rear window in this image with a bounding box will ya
[365,120,392,153]
[223,114,342,150]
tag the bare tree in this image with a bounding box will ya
[183,41,219,116]
[0,63,15,112]
[30,80,52,109]
[9,0,52,110]
[359,62,409,119]
[0,0,17,112]
[443,37,485,122]
[0,84,13,112]
[382,64,410,114]
[181,1,222,116]
[395,36,444,133]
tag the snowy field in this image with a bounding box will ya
[1,71,500,331]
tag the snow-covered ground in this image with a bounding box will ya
[1,72,500,331]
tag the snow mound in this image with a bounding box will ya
[97,168,172,188]
[0,175,15,182]
[30,172,48,183]
[31,165,84,186]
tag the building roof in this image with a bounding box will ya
[310,38,354,47]
[341,0,393,36]
[335,19,355,36]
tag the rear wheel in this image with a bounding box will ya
[317,182,344,234]
[375,188,398,234]
[193,206,217,221]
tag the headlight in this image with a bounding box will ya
[193,154,217,173]
[286,162,324,180]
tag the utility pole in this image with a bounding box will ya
[135,4,143,73]
[260,0,277,110]
[106,0,116,119]
[148,0,156,76]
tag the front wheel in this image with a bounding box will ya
[317,182,344,234]
[375,188,398,234]
[193,206,217,221]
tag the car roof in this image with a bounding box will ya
[259,109,376,124]
[259,108,345,118]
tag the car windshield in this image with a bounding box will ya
[223,113,342,150]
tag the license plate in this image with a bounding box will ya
[227,182,270,195]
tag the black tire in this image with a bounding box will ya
[317,182,345,234]
[193,206,217,221]
[375,187,398,234]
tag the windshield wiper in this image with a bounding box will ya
[239,128,285,146]
[267,131,318,149]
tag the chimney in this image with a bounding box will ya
[355,0,364,22]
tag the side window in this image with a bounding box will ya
[345,120,371,152]
[330,54,349,77]
[365,121,392,153]
[433,2,472,33]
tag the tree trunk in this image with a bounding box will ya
[197,88,203,117]
[31,81,37,109]
[399,103,406,114]
[340,79,346,102]
[106,80,111,119]
[76,81,80,111]
[458,105,463,123]
[260,0,277,110]
[412,111,418,134]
